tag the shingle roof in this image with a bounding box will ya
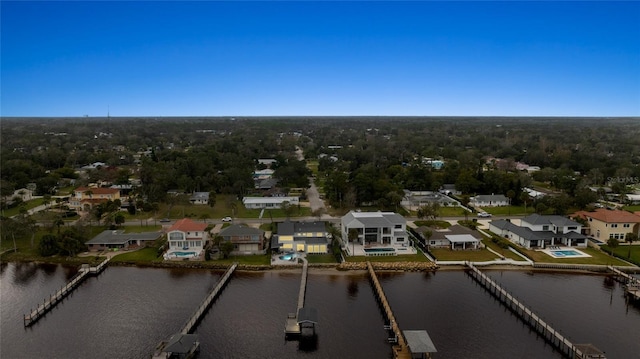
[522,214,581,227]
[219,224,264,237]
[574,209,640,223]
[341,211,405,228]
[86,230,160,245]
[74,186,119,195]
[168,218,208,232]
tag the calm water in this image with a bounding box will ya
[1,263,639,359]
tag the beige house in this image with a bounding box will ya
[572,209,640,242]
[69,186,121,211]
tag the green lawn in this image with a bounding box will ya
[601,245,640,266]
[306,254,338,263]
[1,198,46,217]
[346,254,431,263]
[521,246,632,266]
[111,247,163,263]
[481,205,536,216]
[430,248,502,262]
[481,239,524,260]
[623,205,640,212]
[212,254,271,266]
[413,220,451,228]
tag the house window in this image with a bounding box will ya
[396,237,405,242]
[430,241,436,245]
[542,225,549,230]
[611,224,618,228]
[623,224,630,228]
[395,224,402,229]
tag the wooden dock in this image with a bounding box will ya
[608,266,640,301]
[466,262,605,359]
[367,262,412,359]
[23,257,110,327]
[285,257,316,336]
[181,263,237,335]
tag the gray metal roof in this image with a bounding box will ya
[86,230,160,245]
[297,307,318,324]
[219,224,264,237]
[403,330,437,353]
[445,234,480,243]
[523,214,581,228]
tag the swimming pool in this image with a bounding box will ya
[173,251,196,257]
[364,248,396,256]
[547,249,590,258]
[279,253,295,261]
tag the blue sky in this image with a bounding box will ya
[2,1,639,117]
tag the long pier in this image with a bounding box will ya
[367,262,412,359]
[285,257,314,336]
[466,262,603,359]
[23,257,110,327]
[181,263,237,335]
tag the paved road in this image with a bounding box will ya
[306,177,327,215]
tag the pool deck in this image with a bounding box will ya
[539,247,591,259]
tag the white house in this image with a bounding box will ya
[189,192,209,205]
[340,211,407,251]
[242,196,299,209]
[471,194,509,207]
[164,218,209,259]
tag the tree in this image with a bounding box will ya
[281,201,295,219]
[220,240,234,259]
[348,228,359,255]
[207,191,217,208]
[625,232,638,259]
[417,202,440,221]
[38,234,59,256]
[606,237,619,256]
[114,213,126,227]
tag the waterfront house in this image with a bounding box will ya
[340,211,408,248]
[470,194,509,207]
[69,186,121,211]
[165,218,208,259]
[489,214,586,249]
[275,220,329,254]
[86,230,161,252]
[571,208,640,242]
[218,224,265,255]
[414,224,482,250]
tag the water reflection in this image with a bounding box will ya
[347,277,359,299]
[298,333,318,352]
[12,262,39,285]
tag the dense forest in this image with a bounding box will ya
[2,117,639,214]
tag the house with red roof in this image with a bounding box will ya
[572,209,640,242]
[164,218,209,260]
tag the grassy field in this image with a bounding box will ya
[211,254,271,266]
[521,246,632,266]
[600,245,640,266]
[430,248,502,262]
[481,205,535,216]
[1,198,46,217]
[306,254,338,263]
[111,247,163,263]
[346,253,430,263]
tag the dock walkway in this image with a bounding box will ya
[367,262,412,359]
[608,266,640,301]
[23,257,110,327]
[466,262,597,358]
[181,263,237,335]
[285,257,313,336]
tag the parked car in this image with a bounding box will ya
[221,216,232,222]
[477,212,492,218]
[159,218,171,223]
